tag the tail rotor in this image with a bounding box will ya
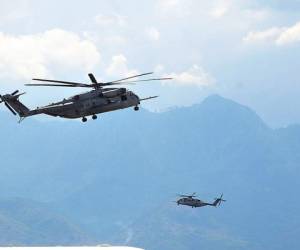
[214,194,226,207]
[0,90,24,116]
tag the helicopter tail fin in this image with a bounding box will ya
[0,90,29,117]
[212,199,220,206]
[211,194,226,207]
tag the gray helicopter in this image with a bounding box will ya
[176,193,226,208]
[0,72,171,122]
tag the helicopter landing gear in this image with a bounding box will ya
[92,114,97,120]
[134,106,139,111]
[82,117,87,122]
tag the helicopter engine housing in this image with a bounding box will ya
[102,88,126,98]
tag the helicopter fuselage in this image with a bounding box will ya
[28,88,140,119]
[177,197,210,208]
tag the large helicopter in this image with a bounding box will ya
[176,193,226,208]
[0,72,171,122]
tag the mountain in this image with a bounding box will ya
[0,94,299,249]
[0,198,93,245]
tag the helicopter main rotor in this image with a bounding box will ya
[177,192,197,198]
[26,72,172,89]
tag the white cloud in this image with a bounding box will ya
[210,1,231,19]
[243,27,284,44]
[243,21,300,46]
[165,65,215,87]
[157,0,190,17]
[276,22,300,45]
[0,0,31,23]
[145,27,160,41]
[106,54,138,78]
[243,9,271,22]
[159,0,182,9]
[154,64,165,73]
[94,13,127,27]
[0,29,100,80]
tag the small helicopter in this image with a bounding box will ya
[0,72,171,122]
[176,193,226,208]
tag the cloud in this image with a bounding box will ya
[158,0,182,9]
[210,1,231,19]
[0,0,31,23]
[157,0,190,17]
[243,21,300,46]
[276,22,300,45]
[145,27,160,41]
[106,54,138,77]
[0,29,100,80]
[154,64,165,73]
[243,27,284,44]
[94,13,127,27]
[165,65,215,87]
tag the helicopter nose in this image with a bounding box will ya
[135,94,140,104]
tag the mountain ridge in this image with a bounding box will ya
[0,94,299,249]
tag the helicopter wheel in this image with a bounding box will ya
[82,117,87,122]
[134,106,139,111]
[92,114,97,120]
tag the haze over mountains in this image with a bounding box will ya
[0,95,299,249]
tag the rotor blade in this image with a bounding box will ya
[26,83,91,88]
[11,90,19,96]
[14,92,26,98]
[103,77,173,86]
[88,73,97,84]
[140,96,159,101]
[32,78,89,86]
[104,72,154,84]
[5,102,16,115]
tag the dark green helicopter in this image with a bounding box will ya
[176,193,226,208]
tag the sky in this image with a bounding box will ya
[0,0,300,127]
[4,247,143,250]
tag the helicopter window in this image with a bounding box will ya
[121,95,127,101]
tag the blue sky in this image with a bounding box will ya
[0,0,300,127]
